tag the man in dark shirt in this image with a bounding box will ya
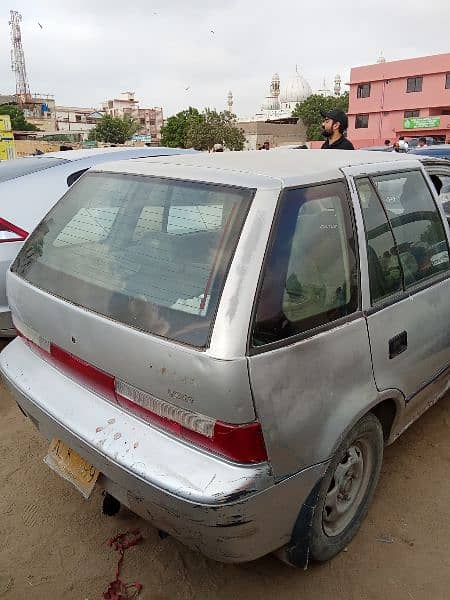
[320,109,354,150]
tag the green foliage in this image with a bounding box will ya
[161,107,245,151]
[186,109,245,151]
[88,114,139,144]
[0,104,39,131]
[292,92,349,141]
[160,107,202,148]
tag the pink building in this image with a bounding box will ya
[347,53,450,148]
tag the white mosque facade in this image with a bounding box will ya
[253,69,313,122]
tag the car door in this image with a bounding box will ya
[352,167,450,423]
[424,160,450,227]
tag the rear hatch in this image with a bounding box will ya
[8,170,266,464]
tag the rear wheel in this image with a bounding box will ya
[309,413,384,562]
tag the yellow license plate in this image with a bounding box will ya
[44,438,100,499]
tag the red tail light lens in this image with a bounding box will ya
[115,381,268,464]
[0,218,28,242]
[13,317,268,464]
[50,344,116,401]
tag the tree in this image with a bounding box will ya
[161,107,245,151]
[88,114,139,144]
[160,107,202,148]
[292,92,349,141]
[0,104,39,131]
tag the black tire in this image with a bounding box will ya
[309,412,384,562]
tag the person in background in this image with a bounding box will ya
[384,139,391,147]
[398,136,409,152]
[320,109,354,150]
[262,141,270,150]
[212,143,224,152]
[417,137,428,148]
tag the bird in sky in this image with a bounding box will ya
[210,29,215,34]
[184,86,191,92]
[38,22,43,29]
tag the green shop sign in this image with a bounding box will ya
[403,117,441,129]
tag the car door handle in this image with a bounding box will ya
[389,331,407,359]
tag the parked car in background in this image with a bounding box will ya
[409,144,450,160]
[406,136,444,149]
[1,150,449,567]
[0,146,196,335]
[359,145,392,152]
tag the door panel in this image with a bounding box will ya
[366,278,450,399]
[356,170,450,401]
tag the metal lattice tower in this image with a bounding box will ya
[9,10,31,104]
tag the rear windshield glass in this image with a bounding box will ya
[0,156,68,183]
[12,172,254,347]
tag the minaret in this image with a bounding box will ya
[377,52,386,64]
[270,73,280,110]
[334,73,342,96]
[270,74,280,97]
[227,90,233,113]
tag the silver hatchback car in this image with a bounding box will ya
[1,151,449,566]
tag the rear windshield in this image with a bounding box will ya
[12,172,254,347]
[0,156,68,183]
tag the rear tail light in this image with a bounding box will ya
[13,317,268,464]
[115,379,267,463]
[0,218,27,242]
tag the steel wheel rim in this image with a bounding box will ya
[322,436,374,537]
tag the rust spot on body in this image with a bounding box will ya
[113,432,122,440]
[96,426,104,433]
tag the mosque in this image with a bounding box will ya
[254,69,312,122]
[228,69,342,149]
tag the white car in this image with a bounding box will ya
[0,146,196,335]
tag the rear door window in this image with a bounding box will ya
[356,178,403,303]
[252,181,359,347]
[12,172,254,347]
[429,173,450,220]
[373,170,450,286]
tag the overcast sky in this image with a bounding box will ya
[1,1,449,118]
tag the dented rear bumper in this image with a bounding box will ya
[0,338,327,562]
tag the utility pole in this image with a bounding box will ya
[9,10,31,105]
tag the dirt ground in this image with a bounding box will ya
[0,363,449,600]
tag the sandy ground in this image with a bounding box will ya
[0,363,449,600]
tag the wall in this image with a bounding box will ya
[239,121,307,150]
[348,53,450,147]
[14,140,80,156]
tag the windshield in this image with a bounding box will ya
[12,172,254,347]
[0,156,69,183]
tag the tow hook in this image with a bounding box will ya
[102,492,121,516]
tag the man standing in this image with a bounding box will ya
[398,136,409,152]
[320,109,354,150]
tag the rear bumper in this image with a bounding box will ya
[0,338,327,562]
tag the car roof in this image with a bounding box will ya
[43,146,196,162]
[93,149,415,189]
[409,145,450,154]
